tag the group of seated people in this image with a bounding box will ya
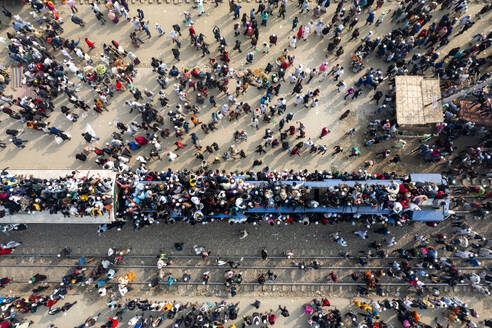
[115,169,447,227]
[0,169,447,223]
[0,171,113,218]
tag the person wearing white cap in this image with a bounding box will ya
[155,23,164,36]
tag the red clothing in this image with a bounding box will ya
[0,248,12,256]
[29,296,40,302]
[108,317,118,328]
[221,51,230,63]
[399,184,408,194]
[46,299,58,307]
[135,136,148,145]
[85,38,95,48]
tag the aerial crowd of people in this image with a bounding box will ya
[115,168,450,231]
[0,226,490,327]
[0,170,113,218]
[0,0,490,326]
[0,0,489,172]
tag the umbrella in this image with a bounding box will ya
[96,279,108,288]
[125,272,135,282]
[108,11,116,21]
[193,211,204,221]
[304,306,313,315]
[118,276,128,285]
[15,323,31,328]
[96,64,106,75]
[78,256,86,266]
[108,317,118,328]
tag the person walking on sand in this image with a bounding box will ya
[240,230,248,239]
[85,38,95,51]
[66,0,78,13]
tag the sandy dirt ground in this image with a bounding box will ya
[0,1,489,174]
[0,217,490,326]
[11,295,492,327]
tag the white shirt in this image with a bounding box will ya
[169,31,178,40]
[75,48,84,58]
[66,61,77,73]
[136,155,147,163]
[295,94,304,104]
[289,37,296,48]
[61,49,72,59]
[122,8,130,19]
[168,152,178,161]
[221,104,229,114]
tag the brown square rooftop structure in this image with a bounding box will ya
[395,76,443,125]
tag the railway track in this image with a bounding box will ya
[0,252,489,296]
[447,174,491,219]
[0,264,486,270]
[0,173,488,296]
[2,253,491,260]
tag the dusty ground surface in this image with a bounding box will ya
[0,0,489,174]
[0,216,490,326]
[0,217,490,292]
[0,1,491,327]
[4,295,490,328]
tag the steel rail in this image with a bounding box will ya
[2,254,491,261]
[6,280,485,287]
[0,264,485,270]
[449,185,491,188]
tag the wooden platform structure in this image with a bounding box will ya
[395,76,443,126]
